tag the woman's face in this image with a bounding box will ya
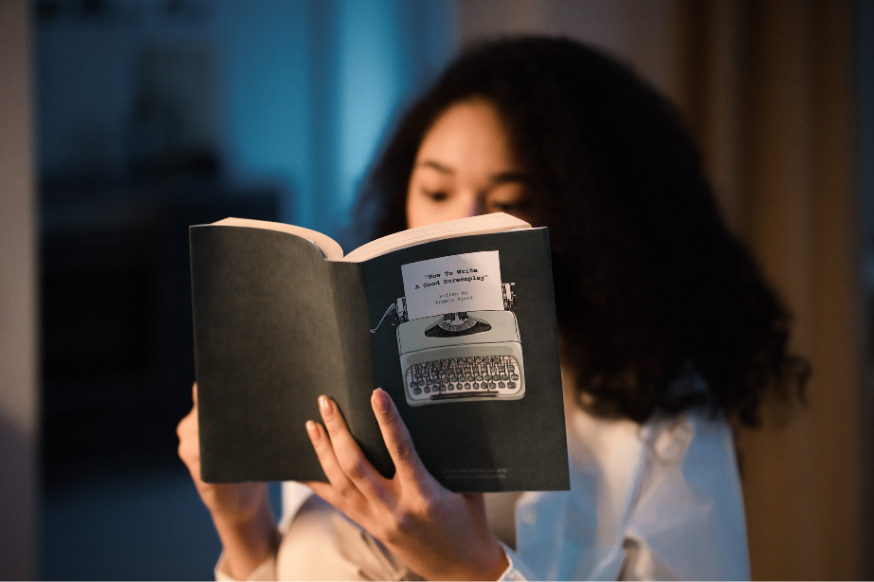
[406,99,533,228]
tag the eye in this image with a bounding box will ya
[486,187,529,214]
[422,188,449,202]
[491,201,519,212]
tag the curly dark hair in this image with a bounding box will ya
[353,35,809,428]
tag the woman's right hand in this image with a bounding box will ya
[177,383,278,580]
[176,383,268,521]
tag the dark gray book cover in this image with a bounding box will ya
[190,223,569,492]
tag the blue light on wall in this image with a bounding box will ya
[35,0,456,235]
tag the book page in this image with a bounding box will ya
[343,212,530,263]
[200,214,530,264]
[210,217,345,261]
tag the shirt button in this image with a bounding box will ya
[521,510,537,526]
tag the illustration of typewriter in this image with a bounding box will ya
[389,283,525,407]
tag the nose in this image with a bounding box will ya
[464,194,486,218]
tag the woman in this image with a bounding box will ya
[178,35,808,580]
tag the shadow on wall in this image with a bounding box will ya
[39,189,281,580]
[34,0,453,578]
[41,453,222,581]
[0,416,35,581]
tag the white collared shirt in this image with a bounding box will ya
[219,405,749,581]
[501,405,750,580]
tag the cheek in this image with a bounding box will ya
[405,189,439,229]
[405,205,418,229]
[405,189,422,229]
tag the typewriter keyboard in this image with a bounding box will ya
[405,355,522,402]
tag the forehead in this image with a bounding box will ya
[414,99,517,171]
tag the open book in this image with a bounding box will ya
[189,213,569,492]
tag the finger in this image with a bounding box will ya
[305,417,375,511]
[177,407,198,447]
[177,412,201,477]
[301,479,342,508]
[177,409,191,440]
[192,382,198,406]
[316,396,390,501]
[300,479,371,523]
[371,388,429,486]
[305,416,396,513]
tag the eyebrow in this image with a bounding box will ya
[415,160,530,185]
[491,171,530,185]
[416,160,453,174]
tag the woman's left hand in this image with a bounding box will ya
[303,388,509,581]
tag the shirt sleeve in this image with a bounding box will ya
[498,543,542,581]
[213,482,315,581]
[215,487,420,581]
[214,552,276,582]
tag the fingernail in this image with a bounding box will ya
[305,420,320,442]
[372,388,390,413]
[318,395,333,417]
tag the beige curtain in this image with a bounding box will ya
[457,0,869,577]
[669,0,867,579]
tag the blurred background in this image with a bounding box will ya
[1,0,872,579]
